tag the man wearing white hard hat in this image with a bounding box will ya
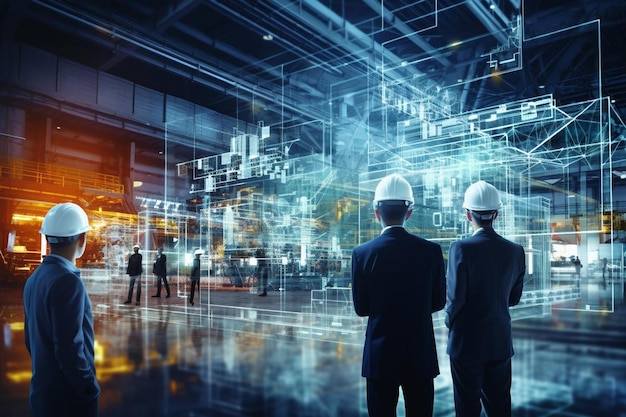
[23,202,100,417]
[446,180,525,417]
[351,174,446,416]
[123,244,143,305]
[151,247,171,298]
[189,249,203,305]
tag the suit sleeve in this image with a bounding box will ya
[351,250,369,316]
[191,259,200,278]
[24,311,30,355]
[431,244,446,312]
[50,275,99,402]
[445,242,466,328]
[509,246,525,306]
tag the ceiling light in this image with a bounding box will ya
[263,34,273,41]
[133,181,143,188]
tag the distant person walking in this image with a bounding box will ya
[601,257,608,288]
[189,250,202,305]
[571,256,582,280]
[124,244,143,305]
[151,247,170,298]
[255,245,269,296]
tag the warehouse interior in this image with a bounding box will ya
[1,1,625,416]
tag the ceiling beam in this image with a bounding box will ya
[361,0,451,67]
[171,21,325,98]
[265,0,417,83]
[31,0,327,123]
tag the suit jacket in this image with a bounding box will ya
[191,257,201,281]
[255,247,268,274]
[446,227,525,361]
[126,252,142,276]
[153,254,167,277]
[23,255,100,416]
[351,226,446,381]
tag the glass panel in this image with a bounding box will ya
[357,95,621,317]
[160,96,625,325]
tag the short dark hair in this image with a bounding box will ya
[377,201,410,224]
[468,210,496,228]
[48,233,84,251]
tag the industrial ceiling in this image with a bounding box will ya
[2,0,626,165]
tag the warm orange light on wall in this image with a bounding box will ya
[11,213,44,224]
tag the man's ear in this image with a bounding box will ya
[374,208,381,222]
[405,209,413,221]
[466,210,472,221]
[493,211,499,221]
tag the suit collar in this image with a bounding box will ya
[43,253,79,272]
[381,225,407,235]
[473,227,497,237]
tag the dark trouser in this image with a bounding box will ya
[126,275,141,301]
[449,356,512,417]
[258,267,268,291]
[155,275,170,296]
[189,279,199,302]
[31,395,99,417]
[366,376,434,417]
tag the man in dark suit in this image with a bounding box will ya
[446,180,525,417]
[189,250,202,305]
[151,247,170,298]
[352,174,446,417]
[255,245,269,296]
[124,244,143,305]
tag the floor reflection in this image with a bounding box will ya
[1,277,625,417]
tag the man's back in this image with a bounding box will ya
[352,227,446,380]
[446,228,525,360]
[24,256,99,414]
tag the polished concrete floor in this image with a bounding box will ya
[1,275,625,417]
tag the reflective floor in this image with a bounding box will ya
[1,277,625,417]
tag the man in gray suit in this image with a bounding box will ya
[446,180,525,417]
[352,174,446,416]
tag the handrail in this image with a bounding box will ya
[0,156,124,194]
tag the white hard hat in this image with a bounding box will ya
[40,203,91,242]
[462,180,502,211]
[373,174,414,206]
[133,244,141,249]
[194,249,204,255]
